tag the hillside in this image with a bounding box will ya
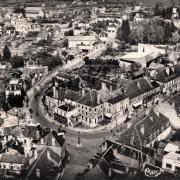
[1,0,180,7]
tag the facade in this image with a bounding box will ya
[25,7,44,19]
[77,90,104,127]
[67,35,96,51]
[152,64,180,95]
[162,152,180,173]
[5,79,22,97]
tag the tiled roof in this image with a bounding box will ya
[125,77,153,100]
[58,87,80,101]
[0,153,28,165]
[118,111,170,149]
[25,147,61,180]
[3,125,18,136]
[107,93,127,104]
[67,35,96,41]
[23,124,39,139]
[77,89,103,107]
[155,63,180,83]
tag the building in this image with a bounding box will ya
[124,77,160,109]
[67,35,96,52]
[118,110,171,148]
[162,152,180,173]
[25,7,44,19]
[77,90,104,127]
[5,79,22,97]
[152,63,180,95]
[54,104,79,126]
[120,51,162,68]
[0,123,70,180]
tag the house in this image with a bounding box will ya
[77,89,104,127]
[120,51,162,68]
[54,104,79,126]
[117,110,171,148]
[25,6,44,19]
[0,153,29,173]
[5,79,22,97]
[0,123,69,179]
[152,63,180,95]
[124,77,160,109]
[11,18,41,33]
[172,8,178,19]
[5,26,16,36]
[37,32,48,41]
[107,24,117,39]
[104,92,129,120]
[67,35,96,51]
[162,152,180,173]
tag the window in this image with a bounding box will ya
[166,163,172,169]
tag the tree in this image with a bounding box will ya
[11,56,24,68]
[2,101,9,117]
[171,31,180,45]
[154,4,161,16]
[116,20,130,43]
[164,22,173,43]
[3,44,11,61]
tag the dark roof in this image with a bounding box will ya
[58,104,75,112]
[107,94,127,104]
[77,90,103,107]
[156,63,180,83]
[23,124,39,139]
[57,87,80,101]
[37,130,65,147]
[0,153,28,165]
[25,147,61,180]
[125,77,153,100]
[118,111,170,149]
[3,125,18,136]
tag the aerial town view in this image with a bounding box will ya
[1,0,180,179]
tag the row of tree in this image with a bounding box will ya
[154,5,174,19]
[116,18,180,45]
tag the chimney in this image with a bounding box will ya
[101,81,106,90]
[53,86,57,98]
[40,138,44,145]
[58,132,65,139]
[36,169,40,178]
[166,67,170,75]
[47,151,50,160]
[34,148,38,160]
[137,81,141,90]
[140,124,144,135]
[110,85,113,92]
[171,100,175,109]
[97,93,101,104]
[130,133,134,146]
[52,137,56,146]
[108,167,112,177]
[82,88,85,97]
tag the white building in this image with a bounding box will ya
[25,7,44,19]
[5,79,22,97]
[162,152,180,173]
[67,35,96,51]
[11,18,41,33]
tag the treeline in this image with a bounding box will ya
[84,57,119,67]
[154,4,180,19]
[116,18,180,45]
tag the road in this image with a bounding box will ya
[27,45,110,180]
